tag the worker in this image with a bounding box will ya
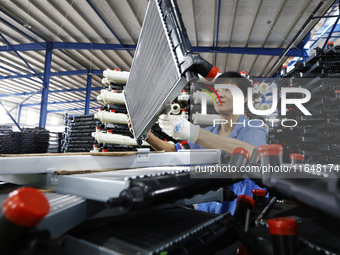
[129,71,267,214]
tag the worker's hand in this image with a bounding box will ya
[158,114,200,143]
[128,114,153,141]
[127,114,133,134]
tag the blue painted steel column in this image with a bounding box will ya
[17,104,22,124]
[85,73,92,115]
[39,42,53,128]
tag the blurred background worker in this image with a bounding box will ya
[129,71,267,214]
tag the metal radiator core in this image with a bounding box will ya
[125,0,187,141]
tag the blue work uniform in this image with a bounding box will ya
[174,115,267,215]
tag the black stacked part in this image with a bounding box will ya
[0,126,14,154]
[21,128,50,154]
[101,104,127,114]
[0,126,50,154]
[62,114,96,153]
[277,44,340,163]
[12,132,22,154]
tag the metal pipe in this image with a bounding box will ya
[39,42,53,128]
[97,90,125,105]
[94,111,128,124]
[92,132,149,146]
[85,73,92,115]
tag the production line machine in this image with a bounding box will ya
[1,146,340,254]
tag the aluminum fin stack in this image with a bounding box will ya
[124,0,219,142]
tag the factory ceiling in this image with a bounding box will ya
[0,0,336,115]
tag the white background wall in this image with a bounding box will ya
[0,101,65,132]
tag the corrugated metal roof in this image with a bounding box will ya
[0,0,336,116]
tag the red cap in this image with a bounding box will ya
[182,89,187,93]
[253,81,259,84]
[231,147,249,162]
[237,195,255,208]
[240,71,246,74]
[93,144,98,148]
[110,109,116,113]
[205,66,220,81]
[163,138,168,141]
[327,41,334,45]
[107,130,113,134]
[180,140,190,149]
[258,144,283,157]
[334,90,340,93]
[112,90,118,93]
[114,68,121,71]
[268,217,298,236]
[99,108,104,111]
[282,65,287,69]
[181,109,187,112]
[2,187,50,227]
[96,126,102,130]
[102,149,109,152]
[252,189,266,197]
[236,246,254,255]
[290,153,304,162]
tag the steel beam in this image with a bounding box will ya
[85,73,92,115]
[39,42,53,128]
[47,107,98,113]
[0,87,102,98]
[17,104,22,124]
[0,42,303,56]
[86,0,134,58]
[8,89,42,113]
[0,17,44,47]
[0,69,103,80]
[0,9,47,42]
[0,34,44,82]
[0,9,87,69]
[0,101,22,131]
[0,60,43,86]
[21,99,97,107]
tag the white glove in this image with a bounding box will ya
[158,114,200,143]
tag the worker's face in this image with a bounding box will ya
[213,83,247,115]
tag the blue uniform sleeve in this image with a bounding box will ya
[242,126,267,148]
[174,142,181,151]
[175,126,217,151]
